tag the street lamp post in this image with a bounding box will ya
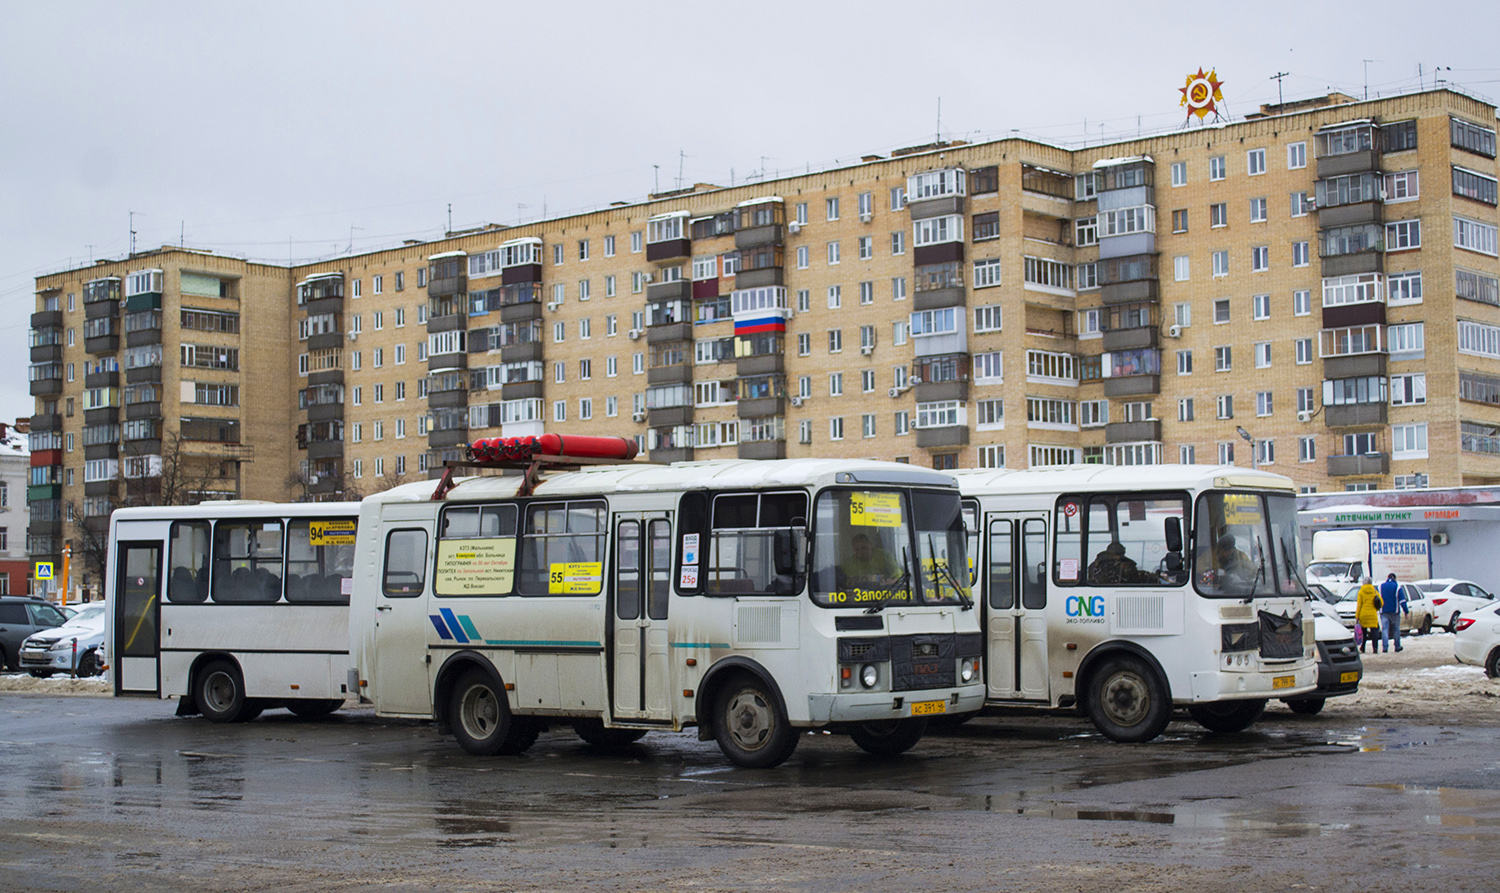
[1236,426,1256,471]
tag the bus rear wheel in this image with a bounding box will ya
[1188,698,1266,733]
[1286,697,1325,715]
[1086,655,1171,743]
[286,699,343,718]
[196,660,259,723]
[449,668,538,756]
[849,718,927,757]
[714,674,798,768]
[572,719,648,748]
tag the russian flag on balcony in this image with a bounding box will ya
[734,316,786,335]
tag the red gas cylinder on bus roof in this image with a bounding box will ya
[536,434,638,460]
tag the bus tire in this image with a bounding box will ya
[1287,697,1325,715]
[196,660,257,723]
[286,699,343,718]
[714,673,798,768]
[1086,655,1171,743]
[1188,698,1266,733]
[848,718,927,757]
[572,719,648,748]
[450,668,537,756]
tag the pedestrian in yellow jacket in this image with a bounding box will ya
[1356,576,1383,654]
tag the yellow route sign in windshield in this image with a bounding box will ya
[850,492,902,528]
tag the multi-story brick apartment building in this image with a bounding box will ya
[27,88,1500,589]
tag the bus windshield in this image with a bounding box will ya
[810,488,970,608]
[1193,491,1301,598]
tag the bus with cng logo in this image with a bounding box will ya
[952,464,1316,742]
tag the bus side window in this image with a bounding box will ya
[1021,519,1047,609]
[167,521,210,604]
[987,519,1014,610]
[383,529,428,597]
[212,520,283,604]
[286,518,356,605]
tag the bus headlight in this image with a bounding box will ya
[960,659,977,683]
[860,664,879,688]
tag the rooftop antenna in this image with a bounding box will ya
[447,203,452,235]
[129,210,137,257]
[677,149,685,191]
[935,97,942,142]
[180,220,185,248]
[1270,71,1289,105]
[1363,59,1377,99]
[653,164,660,194]
[347,225,363,254]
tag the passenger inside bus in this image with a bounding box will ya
[840,533,900,589]
[1087,541,1140,584]
[1213,534,1257,584]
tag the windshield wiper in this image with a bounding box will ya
[1244,535,1266,603]
[927,533,975,611]
[864,547,912,614]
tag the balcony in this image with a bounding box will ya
[738,440,785,460]
[1103,374,1160,398]
[916,426,969,449]
[501,380,544,401]
[915,380,969,403]
[86,333,121,355]
[1324,403,1388,427]
[647,280,690,302]
[1316,149,1379,178]
[1105,420,1162,443]
[651,446,694,463]
[125,365,162,385]
[125,402,161,420]
[500,300,543,323]
[29,375,63,397]
[426,313,465,334]
[1100,279,1159,305]
[1101,327,1158,352]
[647,364,692,385]
[84,479,118,498]
[307,331,344,352]
[30,343,62,364]
[85,368,120,389]
[308,368,344,387]
[913,241,964,267]
[307,402,343,423]
[646,239,691,263]
[646,322,693,344]
[1317,201,1382,228]
[735,267,783,289]
[1323,353,1387,379]
[736,353,784,377]
[735,224,782,250]
[647,405,693,427]
[502,264,542,286]
[308,439,344,460]
[738,397,783,419]
[31,413,62,431]
[30,310,63,329]
[428,388,469,409]
[428,350,468,371]
[500,341,543,364]
[428,429,470,450]
[1328,452,1389,476]
[85,407,119,426]
[914,286,966,311]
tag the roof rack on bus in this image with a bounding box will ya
[431,434,643,501]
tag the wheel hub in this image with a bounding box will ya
[726,691,772,750]
[1101,672,1150,726]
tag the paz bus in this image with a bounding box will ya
[348,434,982,767]
[952,464,1317,743]
[105,501,361,721]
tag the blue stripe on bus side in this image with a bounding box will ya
[438,608,470,644]
[669,642,730,649]
[480,639,602,648]
[429,614,454,640]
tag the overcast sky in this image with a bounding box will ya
[2,1,1497,426]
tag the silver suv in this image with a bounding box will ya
[0,597,70,671]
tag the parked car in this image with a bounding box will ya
[1454,604,1500,677]
[1282,599,1362,714]
[19,602,107,677]
[1413,579,1499,632]
[1333,582,1435,635]
[0,596,70,670]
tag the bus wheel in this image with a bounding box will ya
[1188,699,1266,733]
[450,668,537,756]
[196,660,257,723]
[572,719,648,748]
[286,699,343,718]
[1287,698,1325,715]
[714,674,798,768]
[849,718,927,756]
[1086,656,1171,743]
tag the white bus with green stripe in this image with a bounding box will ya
[350,453,983,768]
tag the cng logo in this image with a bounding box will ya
[1065,594,1107,624]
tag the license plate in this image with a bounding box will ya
[1272,675,1296,690]
[911,700,946,716]
[1340,671,1361,684]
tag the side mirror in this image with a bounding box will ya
[1164,517,1183,553]
[774,529,805,577]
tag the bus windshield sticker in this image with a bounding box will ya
[1059,558,1080,582]
[309,519,357,546]
[550,561,604,595]
[435,538,517,595]
[682,532,700,566]
[679,565,699,589]
[850,492,902,527]
[1222,494,1263,526]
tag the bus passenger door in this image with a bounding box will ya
[611,514,672,722]
[984,514,1050,702]
[114,541,163,696]
[371,527,436,716]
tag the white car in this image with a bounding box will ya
[1332,582,1435,635]
[1454,604,1500,677]
[18,602,106,677]
[1412,579,1499,632]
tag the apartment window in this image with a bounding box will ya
[1214,298,1230,323]
[1255,341,1271,368]
[631,232,643,253]
[1392,423,1428,459]
[1452,117,1498,158]
[1216,395,1234,419]
[553,361,565,383]
[1296,387,1315,414]
[1253,294,1271,320]
[857,281,874,306]
[1024,257,1072,291]
[1456,269,1499,306]
[1075,217,1098,247]
[1174,303,1192,327]
[794,245,809,270]
[1178,397,1194,421]
[1256,391,1273,417]
[828,329,843,353]
[633,353,645,374]
[352,279,361,298]
[1209,156,1226,180]
[372,312,384,331]
[1078,399,1107,428]
[973,211,999,241]
[1290,192,1311,217]
[552,244,564,265]
[1171,161,1187,186]
[973,304,1002,334]
[1076,263,1098,290]
[579,358,592,381]
[1077,308,1101,337]
[973,351,1003,382]
[827,286,842,309]
[1454,216,1499,256]
[1247,148,1266,176]
[1251,245,1269,272]
[553,322,565,343]
[889,230,906,256]
[1386,219,1421,251]
[893,411,909,437]
[1296,338,1314,364]
[1177,349,1193,375]
[827,241,840,265]
[1171,209,1187,233]
[1250,197,1267,223]
[1168,256,1189,284]
[1388,322,1424,358]
[1293,240,1310,267]
[891,277,907,302]
[1215,346,1232,372]
[829,417,844,441]
[372,274,383,294]
[1294,289,1312,316]
[1389,270,1424,305]
[973,258,1002,288]
[975,398,1004,430]
[858,236,874,260]
[893,321,908,346]
[1384,169,1421,202]
[1287,141,1307,169]
[1210,203,1227,228]
[1454,166,1498,205]
[1391,373,1426,406]
[1212,250,1230,277]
